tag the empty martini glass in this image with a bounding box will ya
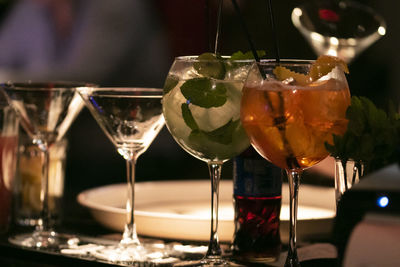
[78,87,165,263]
[2,81,91,249]
[291,0,386,63]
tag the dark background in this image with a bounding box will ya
[66,0,399,201]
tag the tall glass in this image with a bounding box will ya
[241,60,350,266]
[78,87,165,263]
[162,56,253,266]
[2,81,90,249]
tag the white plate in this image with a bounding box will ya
[77,180,336,242]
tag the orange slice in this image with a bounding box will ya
[309,55,349,81]
[273,66,311,85]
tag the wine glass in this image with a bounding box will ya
[162,55,253,266]
[291,0,386,63]
[77,87,165,263]
[2,81,91,248]
[240,59,350,266]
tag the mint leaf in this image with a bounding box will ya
[181,78,227,108]
[230,50,266,60]
[163,75,179,94]
[204,119,240,145]
[194,53,226,79]
[188,118,240,146]
[325,95,400,174]
[181,103,198,130]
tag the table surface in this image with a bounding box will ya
[0,173,338,267]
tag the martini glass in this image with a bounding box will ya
[291,0,386,63]
[162,55,253,266]
[2,81,90,249]
[241,60,350,266]
[77,87,165,263]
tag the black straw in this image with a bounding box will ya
[267,0,280,63]
[231,0,260,62]
[205,0,211,52]
[214,0,224,54]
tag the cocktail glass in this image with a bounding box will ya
[162,55,253,266]
[241,60,350,266]
[291,0,386,63]
[77,87,165,263]
[2,81,91,248]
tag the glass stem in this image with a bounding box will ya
[285,170,301,267]
[38,144,51,233]
[206,161,223,259]
[121,154,140,246]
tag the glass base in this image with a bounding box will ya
[174,257,246,266]
[90,244,157,264]
[9,231,79,249]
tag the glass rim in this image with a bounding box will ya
[87,87,163,93]
[257,59,315,66]
[174,55,256,63]
[2,81,97,90]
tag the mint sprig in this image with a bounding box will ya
[325,96,400,173]
[178,51,264,146]
[181,78,227,108]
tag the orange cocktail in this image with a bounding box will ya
[241,73,350,170]
[240,56,350,266]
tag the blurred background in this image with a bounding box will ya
[0,0,397,221]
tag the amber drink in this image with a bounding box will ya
[240,57,350,267]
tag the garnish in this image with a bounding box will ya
[181,77,227,108]
[309,55,349,81]
[181,103,199,130]
[273,66,310,85]
[272,55,349,85]
[179,51,263,145]
[189,119,241,146]
[325,96,400,173]
[163,75,179,94]
[194,52,226,79]
[230,50,266,60]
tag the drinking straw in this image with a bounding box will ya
[231,0,261,62]
[214,0,224,54]
[205,0,211,52]
[267,0,281,63]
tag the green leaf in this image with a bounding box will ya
[163,75,179,94]
[204,119,240,145]
[181,77,227,108]
[230,50,266,60]
[181,103,199,130]
[188,118,240,146]
[327,95,400,173]
[194,53,226,79]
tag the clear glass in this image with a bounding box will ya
[334,158,364,206]
[162,56,253,266]
[241,60,351,266]
[291,0,386,63]
[78,87,165,263]
[14,136,68,227]
[2,81,89,249]
[0,93,19,234]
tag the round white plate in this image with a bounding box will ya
[77,180,336,242]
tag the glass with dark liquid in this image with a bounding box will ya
[232,147,282,263]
